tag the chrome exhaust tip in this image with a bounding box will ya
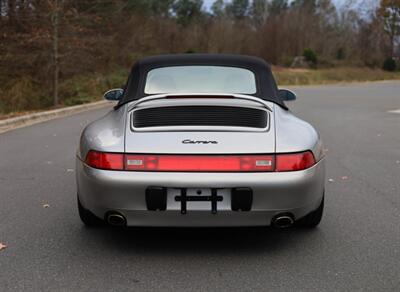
[272,213,294,228]
[106,212,126,226]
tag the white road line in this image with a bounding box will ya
[387,109,400,114]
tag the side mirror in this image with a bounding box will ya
[103,88,124,101]
[278,89,297,101]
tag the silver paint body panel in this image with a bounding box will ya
[76,159,325,226]
[76,93,325,226]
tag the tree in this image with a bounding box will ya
[378,0,400,57]
[211,0,225,17]
[225,0,249,19]
[8,0,16,25]
[268,0,288,16]
[0,0,5,16]
[123,0,174,17]
[291,0,317,11]
[50,0,60,106]
[251,0,267,26]
[316,0,337,25]
[172,0,203,26]
[149,0,174,18]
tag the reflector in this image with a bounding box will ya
[125,154,274,172]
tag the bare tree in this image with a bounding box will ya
[378,0,400,57]
[49,0,60,106]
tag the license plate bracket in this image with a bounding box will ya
[174,188,223,214]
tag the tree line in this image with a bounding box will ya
[0,0,399,113]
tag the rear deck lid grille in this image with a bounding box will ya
[132,106,268,129]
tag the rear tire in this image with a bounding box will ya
[77,196,103,227]
[296,195,324,228]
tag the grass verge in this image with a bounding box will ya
[273,67,400,86]
[0,68,128,119]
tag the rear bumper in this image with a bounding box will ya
[76,158,325,227]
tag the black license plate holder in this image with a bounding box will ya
[174,188,223,214]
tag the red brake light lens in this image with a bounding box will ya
[275,151,316,172]
[166,95,234,99]
[85,150,124,170]
[125,155,274,172]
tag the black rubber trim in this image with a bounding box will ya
[146,187,167,211]
[231,188,253,211]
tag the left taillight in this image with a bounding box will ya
[85,150,124,170]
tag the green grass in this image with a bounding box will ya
[59,69,128,106]
[273,67,400,86]
[0,68,128,116]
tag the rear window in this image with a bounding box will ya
[144,66,257,95]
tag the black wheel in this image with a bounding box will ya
[296,195,324,228]
[77,196,104,227]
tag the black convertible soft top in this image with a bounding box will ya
[118,54,286,108]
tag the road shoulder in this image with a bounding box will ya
[0,100,112,134]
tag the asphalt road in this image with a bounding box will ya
[0,81,399,291]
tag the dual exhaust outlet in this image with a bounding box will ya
[271,213,295,228]
[106,212,126,226]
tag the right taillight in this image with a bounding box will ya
[275,151,316,172]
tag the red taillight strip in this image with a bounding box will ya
[125,154,274,172]
[165,95,235,99]
[85,151,315,172]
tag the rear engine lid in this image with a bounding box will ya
[124,95,275,154]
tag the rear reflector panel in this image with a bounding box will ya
[125,155,274,172]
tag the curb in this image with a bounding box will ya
[0,100,112,134]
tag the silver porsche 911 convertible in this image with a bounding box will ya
[76,54,325,228]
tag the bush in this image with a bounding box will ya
[0,77,50,113]
[303,48,318,65]
[283,56,294,67]
[59,70,128,106]
[382,58,397,71]
[336,48,345,60]
[185,48,196,54]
